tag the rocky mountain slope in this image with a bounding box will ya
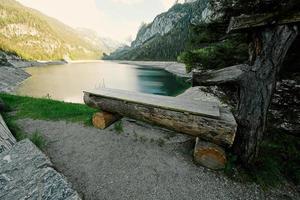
[76,28,123,54]
[104,0,213,61]
[0,0,119,60]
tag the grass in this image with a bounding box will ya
[0,93,97,149]
[1,113,46,149]
[114,121,124,134]
[30,131,47,149]
[0,93,97,124]
[250,131,300,188]
[224,130,300,189]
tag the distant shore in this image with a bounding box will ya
[67,60,103,64]
[8,59,67,68]
[112,60,191,78]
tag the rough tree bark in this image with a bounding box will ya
[193,25,298,165]
[234,25,298,164]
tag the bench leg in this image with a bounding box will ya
[92,112,121,129]
[194,137,227,170]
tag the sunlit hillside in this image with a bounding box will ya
[0,0,105,60]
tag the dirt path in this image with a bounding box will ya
[16,118,298,200]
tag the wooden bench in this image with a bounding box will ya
[84,88,236,146]
[84,88,237,169]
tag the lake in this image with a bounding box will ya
[16,61,190,103]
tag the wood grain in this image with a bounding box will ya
[85,88,220,119]
[92,112,121,129]
[84,90,237,147]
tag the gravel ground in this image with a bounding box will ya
[15,118,300,200]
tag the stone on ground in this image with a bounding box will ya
[0,113,16,153]
[0,139,81,200]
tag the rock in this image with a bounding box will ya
[131,0,210,48]
[105,0,224,60]
[193,138,227,170]
[0,66,30,92]
[0,114,16,154]
[269,77,300,137]
[0,139,81,200]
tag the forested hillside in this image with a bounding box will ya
[104,0,250,72]
[104,0,210,61]
[0,0,109,60]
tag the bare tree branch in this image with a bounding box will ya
[192,64,248,86]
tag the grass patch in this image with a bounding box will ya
[30,131,46,149]
[114,121,124,134]
[250,131,300,188]
[0,93,97,150]
[224,153,237,175]
[1,113,46,150]
[225,131,300,188]
[0,93,97,124]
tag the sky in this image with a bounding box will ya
[16,0,176,43]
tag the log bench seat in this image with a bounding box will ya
[83,88,237,147]
[84,88,237,169]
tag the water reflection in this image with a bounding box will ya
[16,61,190,103]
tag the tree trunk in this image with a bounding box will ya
[233,25,298,164]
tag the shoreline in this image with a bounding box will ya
[8,59,67,68]
[112,60,191,78]
[67,59,103,64]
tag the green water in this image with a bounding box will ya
[16,61,190,103]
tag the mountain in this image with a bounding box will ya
[104,0,214,61]
[76,28,124,54]
[0,0,118,60]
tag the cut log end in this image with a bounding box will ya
[194,138,227,170]
[92,112,121,129]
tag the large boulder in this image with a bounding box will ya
[0,139,81,200]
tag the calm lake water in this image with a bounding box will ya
[16,61,190,103]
